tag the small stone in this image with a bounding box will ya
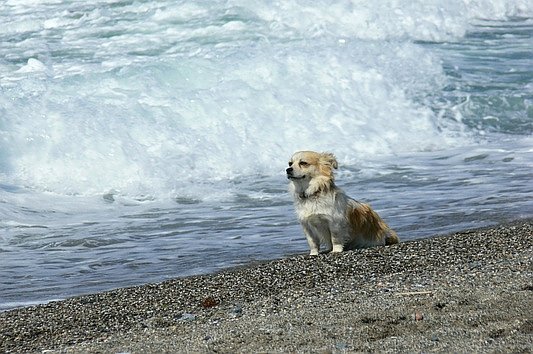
[201,296,219,308]
[414,312,424,321]
[335,342,349,350]
[230,305,243,318]
[178,313,196,321]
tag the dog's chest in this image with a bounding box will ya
[295,195,336,220]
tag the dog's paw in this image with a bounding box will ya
[331,244,344,253]
[309,249,319,256]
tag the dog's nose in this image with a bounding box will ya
[286,167,293,174]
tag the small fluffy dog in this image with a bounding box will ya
[286,151,399,255]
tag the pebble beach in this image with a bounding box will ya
[1,220,532,353]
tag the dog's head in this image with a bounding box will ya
[286,151,338,189]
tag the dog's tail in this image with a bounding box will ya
[385,229,400,245]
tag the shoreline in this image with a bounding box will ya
[1,220,532,353]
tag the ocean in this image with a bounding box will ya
[0,0,532,311]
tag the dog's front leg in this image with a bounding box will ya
[302,224,320,256]
[330,232,344,253]
[322,234,333,253]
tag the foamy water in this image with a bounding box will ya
[1,0,532,310]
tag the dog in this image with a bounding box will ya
[286,151,399,255]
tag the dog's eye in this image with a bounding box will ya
[299,161,309,167]
[288,162,293,167]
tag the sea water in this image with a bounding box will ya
[0,0,532,310]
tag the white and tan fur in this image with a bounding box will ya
[287,151,399,255]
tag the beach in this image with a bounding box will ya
[1,219,531,353]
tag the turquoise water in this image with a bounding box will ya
[1,1,532,310]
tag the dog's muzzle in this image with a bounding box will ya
[286,167,304,180]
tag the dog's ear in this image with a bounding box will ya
[317,152,338,180]
[320,152,338,169]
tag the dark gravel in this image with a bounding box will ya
[1,220,532,353]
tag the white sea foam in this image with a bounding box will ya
[0,0,531,200]
[0,44,449,198]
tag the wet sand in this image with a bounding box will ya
[1,220,532,353]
